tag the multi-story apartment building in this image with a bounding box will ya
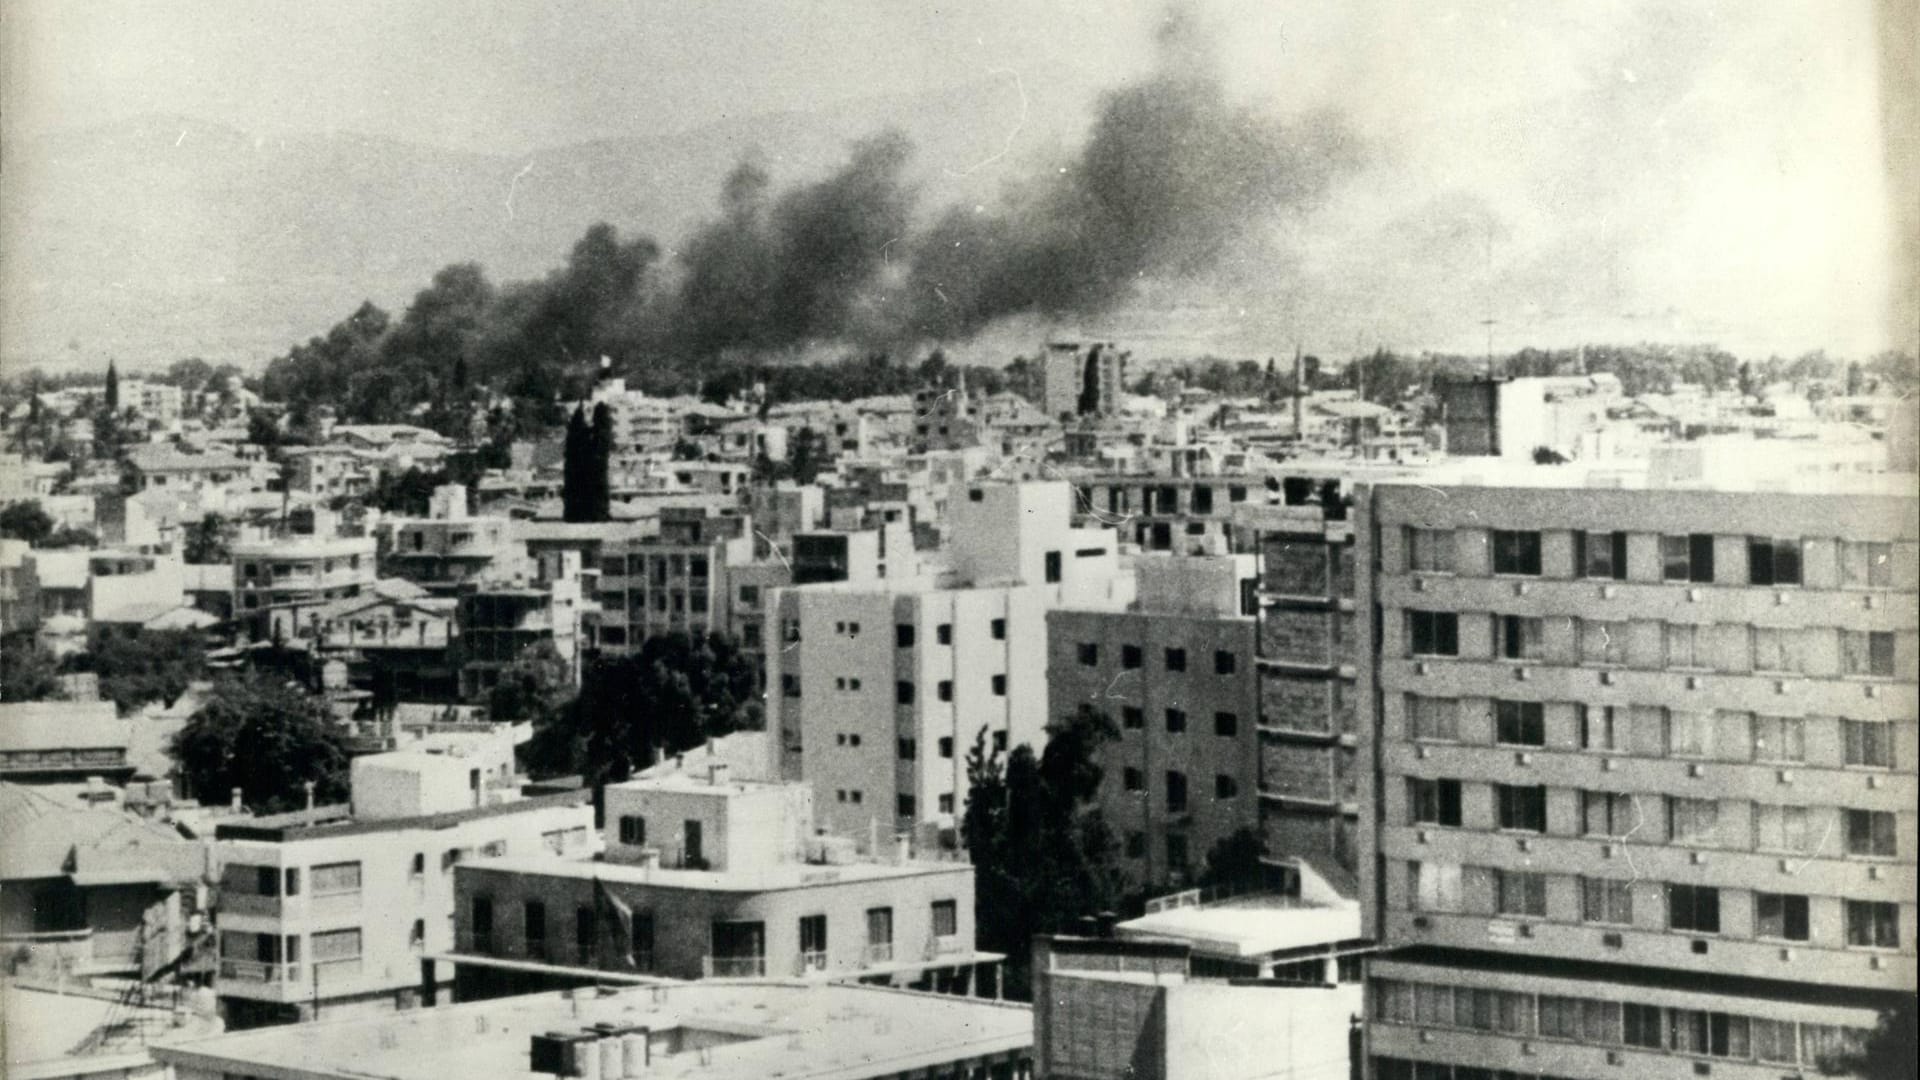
[766,481,1131,842]
[384,486,531,596]
[441,765,990,1002]
[232,514,377,641]
[592,506,754,654]
[1359,469,1917,1079]
[1070,473,1261,554]
[212,748,595,1028]
[1042,341,1129,422]
[454,551,589,698]
[1048,556,1261,890]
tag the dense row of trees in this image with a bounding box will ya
[0,501,97,548]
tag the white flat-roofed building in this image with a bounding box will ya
[210,751,596,1029]
[441,765,994,1001]
[154,980,1034,1080]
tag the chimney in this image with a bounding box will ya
[893,832,912,865]
[621,1029,651,1077]
[229,788,243,812]
[303,781,316,812]
[1292,346,1305,438]
[707,763,730,786]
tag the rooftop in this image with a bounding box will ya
[154,981,1032,1080]
[1117,893,1362,959]
[0,701,128,753]
[467,846,969,894]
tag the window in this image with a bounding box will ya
[1495,615,1544,660]
[1576,530,1628,580]
[897,738,916,760]
[781,674,801,698]
[1670,1009,1750,1059]
[989,619,1005,640]
[1753,626,1803,674]
[1408,778,1462,826]
[1754,892,1810,941]
[1752,714,1806,762]
[1843,719,1893,767]
[1213,711,1238,736]
[1191,486,1215,515]
[575,906,595,961]
[937,680,952,702]
[1662,533,1715,583]
[1408,611,1459,656]
[1164,647,1187,672]
[931,899,958,939]
[1408,861,1463,913]
[1668,883,1720,933]
[1666,710,1715,757]
[311,927,362,965]
[1077,643,1099,666]
[1668,797,1720,846]
[410,852,426,877]
[310,862,361,896]
[895,680,915,705]
[1754,803,1812,853]
[1845,809,1896,857]
[1123,767,1144,793]
[1748,537,1803,586]
[1407,528,1455,573]
[992,731,1007,752]
[938,623,954,645]
[990,674,1006,696]
[1121,644,1143,669]
[1229,484,1248,503]
[1495,870,1547,916]
[1623,1003,1664,1048]
[1841,630,1896,677]
[895,624,915,647]
[1492,530,1542,575]
[524,900,547,955]
[1408,696,1459,741]
[1166,834,1189,872]
[896,794,915,817]
[937,794,953,814]
[1496,785,1547,832]
[1580,619,1629,666]
[618,815,647,846]
[1165,771,1188,812]
[684,820,704,864]
[1214,650,1237,675]
[1215,774,1238,798]
[1846,900,1900,948]
[1165,708,1187,733]
[281,868,300,897]
[1494,700,1544,746]
[1840,540,1892,588]
[1579,704,1621,750]
[1122,706,1144,730]
[1582,791,1638,837]
[1582,877,1634,924]
[938,737,954,758]
[1665,622,1703,668]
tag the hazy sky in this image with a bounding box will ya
[2,0,1908,361]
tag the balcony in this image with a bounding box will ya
[703,955,767,978]
[795,950,829,976]
[863,942,894,965]
[219,958,302,984]
[926,935,965,958]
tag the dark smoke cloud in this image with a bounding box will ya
[892,17,1357,342]
[669,132,915,357]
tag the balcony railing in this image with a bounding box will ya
[219,958,301,984]
[863,942,894,965]
[702,955,766,978]
[795,950,829,975]
[924,935,965,959]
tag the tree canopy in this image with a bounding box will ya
[0,501,55,545]
[82,628,207,714]
[0,631,66,702]
[170,673,351,813]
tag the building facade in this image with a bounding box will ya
[1359,478,1918,1078]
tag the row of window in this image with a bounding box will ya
[226,860,363,899]
[1373,982,1874,1066]
[1117,767,1238,809]
[1407,695,1900,767]
[895,619,1007,648]
[1404,861,1903,947]
[1076,483,1250,518]
[1406,610,1902,677]
[1076,643,1239,675]
[1407,527,1899,589]
[1406,777,1901,858]
[597,554,712,579]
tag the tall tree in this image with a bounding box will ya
[962,708,1123,1000]
[589,402,615,521]
[104,359,120,414]
[182,513,234,564]
[561,404,591,522]
[170,674,351,813]
[0,632,66,702]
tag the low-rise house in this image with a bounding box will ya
[0,701,134,784]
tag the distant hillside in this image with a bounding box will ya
[0,75,1079,373]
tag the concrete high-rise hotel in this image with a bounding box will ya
[1358,475,1917,1079]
